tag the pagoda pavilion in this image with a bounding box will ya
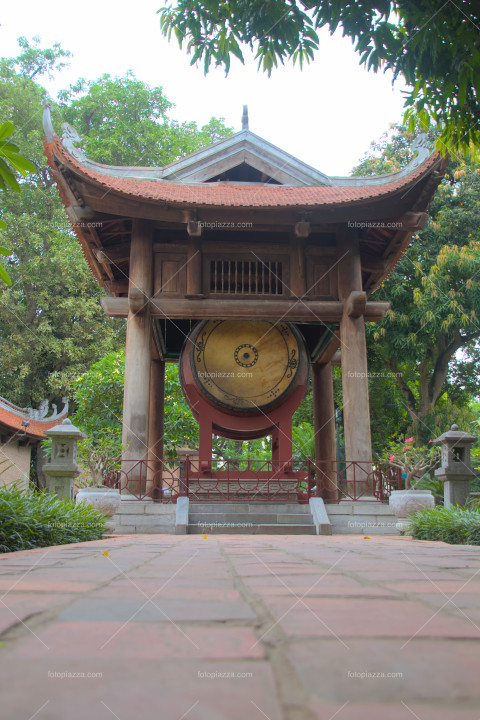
[42,104,446,503]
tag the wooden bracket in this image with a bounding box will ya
[187,220,202,237]
[294,221,310,238]
[345,291,366,318]
[128,287,149,314]
[94,249,109,264]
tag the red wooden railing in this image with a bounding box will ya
[109,459,403,504]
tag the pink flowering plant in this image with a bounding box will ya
[385,437,440,489]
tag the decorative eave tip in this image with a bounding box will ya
[42,98,55,143]
[242,105,249,131]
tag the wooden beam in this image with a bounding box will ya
[100,296,389,322]
[312,331,341,365]
[360,249,390,273]
[105,279,128,294]
[95,242,130,264]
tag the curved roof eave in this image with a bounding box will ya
[45,132,445,212]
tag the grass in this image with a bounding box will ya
[406,504,480,545]
[0,483,106,553]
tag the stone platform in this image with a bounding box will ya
[325,498,397,535]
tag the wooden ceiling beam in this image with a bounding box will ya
[100,296,389,322]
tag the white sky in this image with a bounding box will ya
[0,0,408,175]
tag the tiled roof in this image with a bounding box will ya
[45,136,443,210]
[0,402,64,440]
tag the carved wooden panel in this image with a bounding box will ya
[154,253,186,296]
[305,257,338,299]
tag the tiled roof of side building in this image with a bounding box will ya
[0,397,67,440]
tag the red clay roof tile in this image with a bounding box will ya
[45,136,443,210]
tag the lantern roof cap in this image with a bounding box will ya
[44,418,86,439]
[434,424,477,445]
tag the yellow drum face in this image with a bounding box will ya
[193,320,301,411]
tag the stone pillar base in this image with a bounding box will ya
[45,475,74,501]
[444,479,471,507]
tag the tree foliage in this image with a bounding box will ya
[358,127,480,442]
[158,0,480,151]
[71,349,199,461]
[59,72,233,166]
[0,38,232,408]
[0,121,38,286]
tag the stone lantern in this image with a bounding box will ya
[434,424,477,507]
[43,419,86,500]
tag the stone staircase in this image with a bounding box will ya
[325,499,397,534]
[188,502,317,535]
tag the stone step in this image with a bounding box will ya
[325,501,393,516]
[189,503,311,514]
[189,523,316,535]
[189,512,313,525]
[327,514,397,535]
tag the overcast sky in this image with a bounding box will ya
[1,0,409,175]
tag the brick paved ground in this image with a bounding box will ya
[0,534,479,720]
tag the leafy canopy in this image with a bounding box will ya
[158,0,480,152]
[0,38,233,407]
[59,72,233,166]
[355,126,480,442]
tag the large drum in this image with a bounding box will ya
[179,320,309,437]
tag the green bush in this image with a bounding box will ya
[406,505,480,545]
[0,484,106,553]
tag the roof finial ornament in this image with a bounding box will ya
[42,97,54,142]
[242,105,249,131]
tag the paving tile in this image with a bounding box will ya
[57,595,257,622]
[0,593,76,634]
[0,579,99,593]
[0,659,281,720]
[265,597,480,638]
[1,533,480,720]
[308,702,480,720]
[5,621,265,660]
[287,637,480,704]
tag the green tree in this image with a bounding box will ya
[71,349,199,461]
[59,72,233,166]
[0,39,233,407]
[0,40,121,407]
[0,120,37,286]
[356,128,480,442]
[158,0,480,152]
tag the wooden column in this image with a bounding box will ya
[312,362,338,502]
[122,219,154,493]
[289,238,306,297]
[186,223,202,296]
[337,228,373,495]
[289,223,308,297]
[147,358,165,498]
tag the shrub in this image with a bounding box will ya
[0,484,106,553]
[406,505,480,545]
[384,437,440,488]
